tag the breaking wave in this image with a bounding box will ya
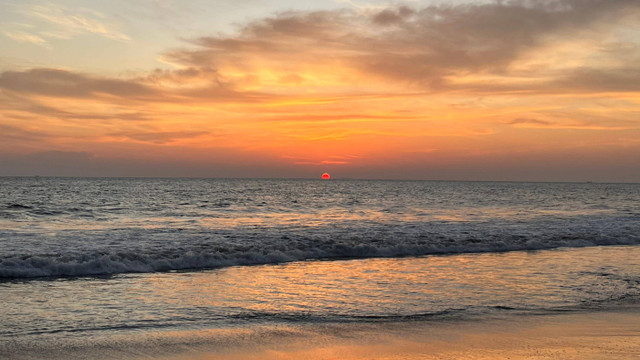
[2,229,639,279]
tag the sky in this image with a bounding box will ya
[0,0,639,181]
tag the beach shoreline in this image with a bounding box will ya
[5,308,639,360]
[163,309,640,360]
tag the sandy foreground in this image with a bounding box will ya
[5,309,639,359]
[157,310,640,360]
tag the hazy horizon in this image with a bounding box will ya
[1,173,638,184]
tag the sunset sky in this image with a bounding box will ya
[1,0,639,181]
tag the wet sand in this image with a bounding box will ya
[162,310,640,360]
[4,309,639,360]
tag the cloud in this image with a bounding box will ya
[1,2,130,50]
[0,124,48,141]
[556,67,640,93]
[0,66,280,104]
[107,130,212,144]
[0,90,150,122]
[22,2,130,41]
[161,0,640,91]
[4,0,640,104]
[508,115,635,130]
[510,118,553,126]
[0,68,156,98]
[3,30,47,45]
[371,6,415,26]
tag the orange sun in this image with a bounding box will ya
[321,172,331,179]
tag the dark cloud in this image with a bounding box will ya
[0,90,151,122]
[239,10,348,40]
[142,67,219,85]
[0,66,278,118]
[356,0,639,85]
[0,68,156,98]
[372,6,415,26]
[556,67,640,92]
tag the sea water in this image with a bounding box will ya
[1,178,639,358]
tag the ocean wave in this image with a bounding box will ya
[6,203,33,210]
[2,232,639,279]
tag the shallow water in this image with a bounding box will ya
[1,246,640,359]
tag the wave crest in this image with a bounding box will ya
[2,232,639,279]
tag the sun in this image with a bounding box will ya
[321,172,330,179]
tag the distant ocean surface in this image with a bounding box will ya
[1,178,640,359]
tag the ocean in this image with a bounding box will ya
[1,177,639,359]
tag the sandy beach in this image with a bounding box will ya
[160,310,640,360]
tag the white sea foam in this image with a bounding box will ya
[1,228,638,278]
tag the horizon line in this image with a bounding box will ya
[1,175,638,185]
